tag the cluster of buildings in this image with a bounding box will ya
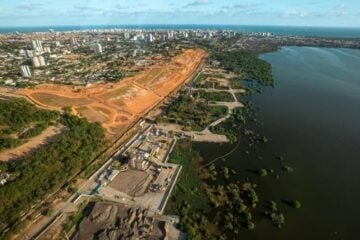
[0,28,242,86]
[3,27,356,87]
[19,39,49,78]
[125,127,174,170]
[0,171,10,186]
[83,124,180,213]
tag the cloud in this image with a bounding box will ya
[16,3,43,11]
[332,3,346,11]
[280,2,351,20]
[329,3,347,17]
[281,9,307,18]
[227,3,258,10]
[220,3,259,15]
[185,0,212,8]
[114,4,130,10]
[73,5,105,12]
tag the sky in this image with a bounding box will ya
[0,0,359,27]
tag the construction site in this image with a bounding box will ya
[15,49,206,138]
[91,125,180,214]
[72,202,184,240]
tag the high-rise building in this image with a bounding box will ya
[43,47,51,53]
[38,56,46,66]
[147,34,154,43]
[71,37,78,46]
[124,32,130,40]
[32,56,41,68]
[167,31,174,40]
[20,65,32,78]
[26,50,34,58]
[31,40,43,52]
[92,43,103,53]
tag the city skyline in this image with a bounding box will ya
[0,0,359,28]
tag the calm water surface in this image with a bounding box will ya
[196,47,360,240]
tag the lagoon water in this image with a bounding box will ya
[196,47,360,239]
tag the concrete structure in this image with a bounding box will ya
[38,56,46,66]
[20,65,32,78]
[124,32,130,40]
[31,40,43,52]
[71,37,78,46]
[26,50,34,58]
[32,56,41,68]
[167,31,174,40]
[43,47,51,53]
[92,43,103,53]
[130,155,149,171]
[0,173,10,186]
[148,33,154,43]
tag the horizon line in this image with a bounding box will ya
[1,24,360,30]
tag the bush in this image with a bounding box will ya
[258,168,268,177]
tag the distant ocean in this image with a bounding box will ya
[1,25,360,38]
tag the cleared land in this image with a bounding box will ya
[0,125,62,161]
[17,49,206,138]
[108,170,153,197]
[72,202,183,240]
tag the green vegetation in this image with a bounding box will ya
[166,139,208,209]
[100,70,124,82]
[210,102,255,144]
[270,212,285,228]
[268,201,278,211]
[163,45,302,238]
[192,72,229,89]
[229,76,243,89]
[19,123,48,139]
[0,98,59,151]
[165,139,211,240]
[258,168,268,177]
[282,165,294,172]
[0,113,106,238]
[166,140,293,239]
[157,95,227,131]
[192,72,206,86]
[285,199,302,209]
[63,202,88,233]
[211,51,274,86]
[196,90,234,102]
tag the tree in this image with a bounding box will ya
[290,200,301,209]
[258,168,268,177]
[246,221,255,230]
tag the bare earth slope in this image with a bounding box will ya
[72,202,183,240]
[17,49,206,138]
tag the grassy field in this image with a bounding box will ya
[165,139,209,212]
[157,95,228,131]
[197,90,234,102]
